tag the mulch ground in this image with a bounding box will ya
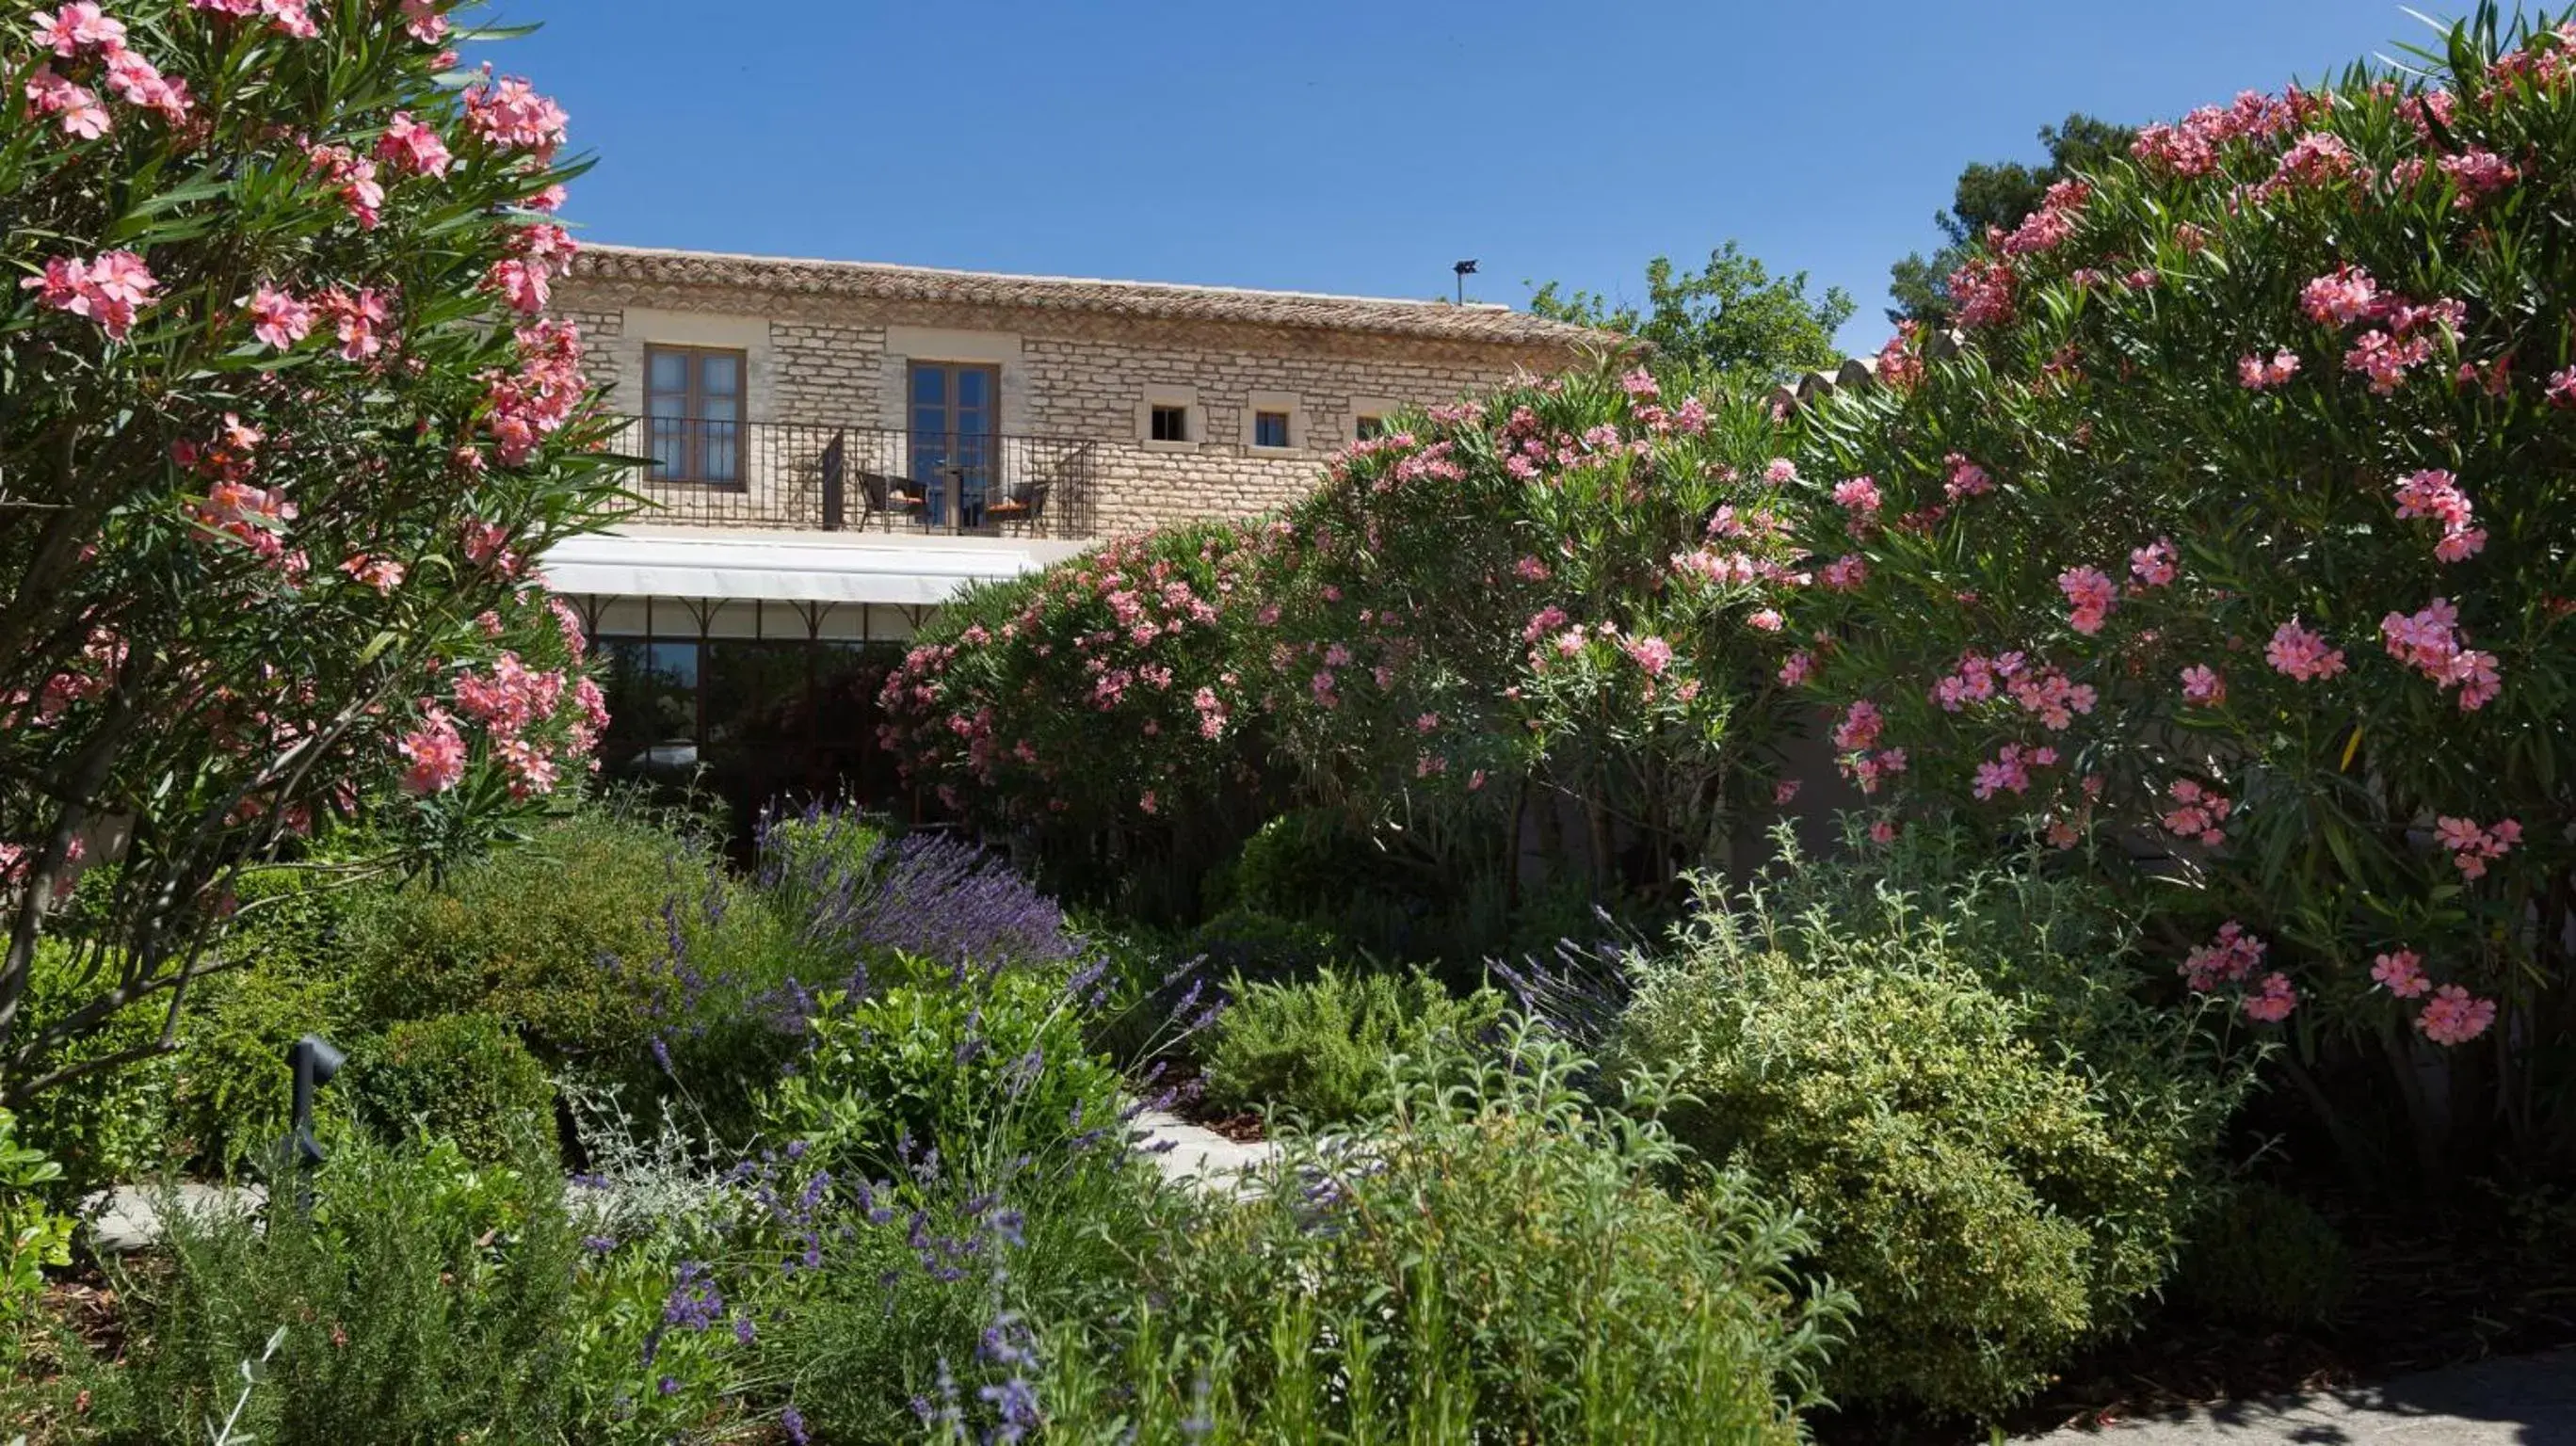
[1815,1182,2576,1443]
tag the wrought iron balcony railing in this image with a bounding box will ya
[610,418,1099,539]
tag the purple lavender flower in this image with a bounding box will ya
[781,1405,810,1445]
[661,1261,724,1332]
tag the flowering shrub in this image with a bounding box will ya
[1252,370,1812,897]
[0,1,623,1104]
[887,366,1819,910]
[877,521,1272,886]
[1787,11,2576,1164]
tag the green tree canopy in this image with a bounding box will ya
[1887,113,2135,326]
[1529,242,1855,385]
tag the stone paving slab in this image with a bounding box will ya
[2028,1350,2576,1444]
[81,1182,266,1253]
[1131,1109,1278,1193]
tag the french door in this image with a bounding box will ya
[908,362,999,529]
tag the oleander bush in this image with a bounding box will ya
[884,369,1821,924]
[1619,827,2246,1420]
[0,0,620,1112]
[1201,966,1505,1125]
[1786,7,2576,1171]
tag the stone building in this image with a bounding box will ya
[538,244,1607,825]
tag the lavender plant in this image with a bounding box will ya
[757,810,1076,979]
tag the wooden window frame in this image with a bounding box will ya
[643,344,750,489]
[1252,410,1293,450]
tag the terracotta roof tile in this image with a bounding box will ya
[570,244,1615,349]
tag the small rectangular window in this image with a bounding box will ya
[1150,404,1190,442]
[1254,410,1291,449]
[1354,414,1386,441]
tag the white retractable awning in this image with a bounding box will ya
[539,529,1091,606]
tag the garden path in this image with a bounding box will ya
[2029,1349,2576,1444]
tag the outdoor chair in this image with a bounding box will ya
[857,468,926,531]
[985,480,1052,537]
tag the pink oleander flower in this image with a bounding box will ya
[307,143,385,227]
[2007,667,2096,731]
[2439,149,2519,206]
[22,249,157,340]
[317,287,392,362]
[1778,651,1815,687]
[246,286,314,350]
[1625,635,1674,677]
[2264,619,2346,682]
[2379,599,2502,711]
[2551,367,2576,409]
[1763,458,1798,485]
[1831,700,1883,753]
[2260,131,2358,199]
[1521,605,1568,643]
[1553,628,1586,659]
[2416,985,2497,1045]
[2059,566,2117,635]
[25,66,112,138]
[1746,608,1783,633]
[1774,779,1803,806]
[2372,950,2431,999]
[399,0,448,43]
[2181,664,2227,706]
[1932,651,1999,712]
[1943,454,1993,500]
[337,554,405,594]
[2300,264,2380,326]
[2130,538,2179,588]
[2435,814,2519,879]
[2391,469,2485,562]
[2346,329,2435,394]
[2238,348,2302,390]
[1818,554,1868,592]
[2242,972,2300,1023]
[1832,475,1882,519]
[1948,256,2017,328]
[1618,366,1659,398]
[1971,744,2038,801]
[1868,819,1899,844]
[396,709,467,795]
[1513,555,1551,583]
[2181,921,2267,992]
[463,74,570,161]
[2161,778,2234,845]
[378,110,454,176]
[31,3,123,55]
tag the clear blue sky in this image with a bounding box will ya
[493,0,2473,354]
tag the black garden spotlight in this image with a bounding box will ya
[1453,259,1478,305]
[284,1034,346,1201]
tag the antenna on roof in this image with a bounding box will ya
[1452,259,1478,306]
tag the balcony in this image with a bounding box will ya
[609,418,1099,539]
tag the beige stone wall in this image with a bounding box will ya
[558,275,1592,538]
